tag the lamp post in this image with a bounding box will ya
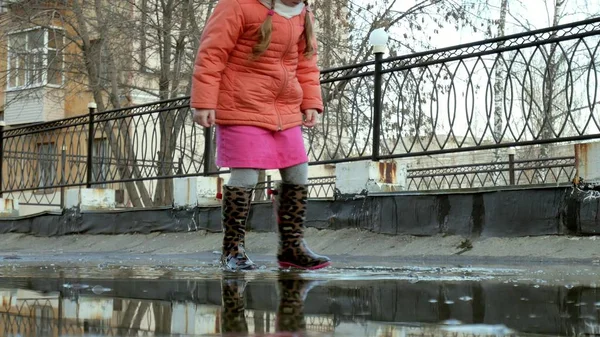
[369,28,389,161]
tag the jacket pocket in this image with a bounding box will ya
[282,77,303,108]
[233,72,275,112]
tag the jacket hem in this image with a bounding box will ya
[215,119,303,132]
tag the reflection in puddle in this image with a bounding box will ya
[0,272,598,336]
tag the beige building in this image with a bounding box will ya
[0,1,162,214]
[0,0,359,215]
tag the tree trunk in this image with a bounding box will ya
[131,302,151,330]
[186,0,219,175]
[73,1,150,207]
[154,0,190,206]
[117,300,139,335]
[540,0,565,159]
[493,0,508,162]
[152,301,173,333]
[97,0,154,207]
[153,0,174,205]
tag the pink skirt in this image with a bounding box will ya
[215,125,308,170]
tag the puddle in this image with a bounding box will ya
[0,270,599,337]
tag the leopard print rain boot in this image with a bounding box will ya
[275,183,331,270]
[221,185,257,272]
[275,277,308,332]
[220,278,249,334]
[275,273,324,333]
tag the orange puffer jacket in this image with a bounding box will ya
[190,0,323,131]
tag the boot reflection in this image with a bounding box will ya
[220,277,249,335]
[276,274,317,334]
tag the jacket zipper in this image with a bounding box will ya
[274,19,294,131]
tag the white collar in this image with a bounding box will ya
[259,0,305,19]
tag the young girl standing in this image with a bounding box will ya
[191,0,331,271]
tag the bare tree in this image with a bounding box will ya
[0,1,156,207]
[505,0,599,159]
[308,0,482,160]
[0,0,223,207]
[493,0,509,161]
[126,0,227,205]
[127,0,194,205]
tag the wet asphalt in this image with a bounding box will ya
[0,251,599,336]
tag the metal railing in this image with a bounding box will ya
[253,176,336,201]
[2,17,600,205]
[407,156,576,191]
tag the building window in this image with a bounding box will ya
[7,27,64,90]
[37,143,57,188]
[92,138,110,187]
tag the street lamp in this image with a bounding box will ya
[369,28,389,161]
[369,28,389,54]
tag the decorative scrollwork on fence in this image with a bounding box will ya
[377,18,600,159]
[407,156,576,190]
[254,176,336,200]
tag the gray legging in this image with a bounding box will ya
[227,162,308,188]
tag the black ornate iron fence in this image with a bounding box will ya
[1,17,599,205]
[407,156,576,191]
[253,176,336,201]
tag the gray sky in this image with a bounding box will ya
[386,0,599,50]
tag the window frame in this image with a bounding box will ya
[6,26,65,91]
[46,27,65,86]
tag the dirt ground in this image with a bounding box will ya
[0,228,598,263]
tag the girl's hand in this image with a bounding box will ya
[303,109,319,128]
[193,108,215,127]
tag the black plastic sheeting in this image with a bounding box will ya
[0,186,597,237]
[0,276,598,336]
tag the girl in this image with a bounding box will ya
[191,0,331,272]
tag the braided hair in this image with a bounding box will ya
[252,0,316,58]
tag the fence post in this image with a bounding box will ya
[60,145,66,208]
[369,28,388,162]
[0,121,4,198]
[508,147,516,185]
[372,52,384,161]
[266,174,272,200]
[86,102,97,188]
[203,126,213,175]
